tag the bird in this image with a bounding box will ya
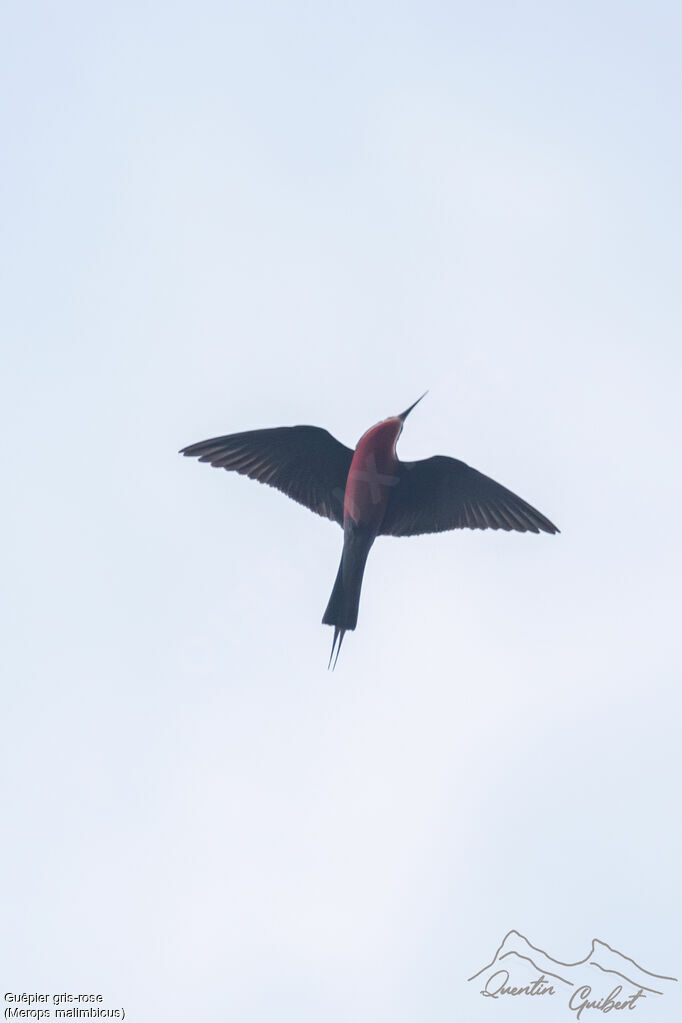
[180,394,558,668]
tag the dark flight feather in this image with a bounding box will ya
[380,456,559,537]
[180,426,353,526]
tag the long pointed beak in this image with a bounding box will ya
[398,391,428,421]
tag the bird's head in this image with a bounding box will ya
[398,391,428,424]
[393,391,428,440]
[356,392,428,453]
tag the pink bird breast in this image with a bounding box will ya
[343,418,402,527]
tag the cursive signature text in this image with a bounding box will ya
[481,970,556,998]
[568,985,646,1019]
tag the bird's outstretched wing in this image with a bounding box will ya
[379,456,559,536]
[180,426,353,526]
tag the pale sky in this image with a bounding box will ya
[2,2,681,1021]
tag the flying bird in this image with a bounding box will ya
[181,394,558,668]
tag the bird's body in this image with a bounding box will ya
[181,395,558,667]
[323,415,403,666]
[343,417,402,527]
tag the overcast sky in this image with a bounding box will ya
[2,2,681,1021]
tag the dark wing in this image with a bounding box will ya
[180,426,353,526]
[380,456,559,536]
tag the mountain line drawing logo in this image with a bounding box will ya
[468,930,677,1018]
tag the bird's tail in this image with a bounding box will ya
[322,526,374,669]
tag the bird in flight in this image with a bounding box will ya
[181,394,558,668]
